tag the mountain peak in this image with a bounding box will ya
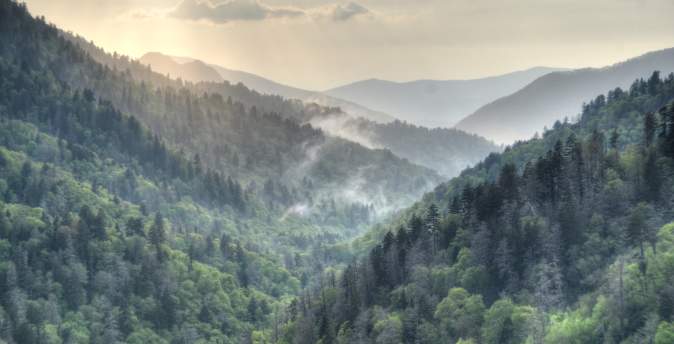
[139,51,223,83]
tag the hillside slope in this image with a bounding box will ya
[64,33,443,220]
[325,67,564,128]
[284,70,674,343]
[138,52,500,178]
[456,47,674,143]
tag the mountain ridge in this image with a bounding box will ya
[138,51,501,178]
[456,47,674,143]
[139,52,397,124]
[324,66,566,128]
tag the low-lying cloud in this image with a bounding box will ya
[167,0,370,24]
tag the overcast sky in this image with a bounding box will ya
[23,0,674,90]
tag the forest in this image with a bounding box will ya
[2,0,674,343]
[282,72,674,343]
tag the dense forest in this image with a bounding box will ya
[3,0,674,343]
[281,72,674,343]
[60,22,444,222]
[0,1,415,342]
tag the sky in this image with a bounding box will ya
[23,0,674,91]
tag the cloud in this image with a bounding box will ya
[169,0,304,23]
[166,0,371,24]
[328,2,369,22]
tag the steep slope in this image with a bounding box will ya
[0,1,415,342]
[138,52,500,178]
[63,34,443,220]
[456,47,674,144]
[139,52,395,123]
[284,72,674,343]
[0,3,309,342]
[325,67,564,128]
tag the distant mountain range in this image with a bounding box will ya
[324,67,565,128]
[139,52,395,123]
[139,51,501,177]
[456,47,674,143]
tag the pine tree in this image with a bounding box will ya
[644,112,657,147]
[149,212,166,261]
[426,204,440,254]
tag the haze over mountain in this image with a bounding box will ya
[139,52,396,124]
[324,67,565,128]
[456,47,674,143]
[307,113,499,177]
[7,0,674,343]
[139,51,500,177]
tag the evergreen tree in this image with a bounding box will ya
[149,212,166,261]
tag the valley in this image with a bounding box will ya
[2,1,674,343]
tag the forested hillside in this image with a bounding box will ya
[0,1,427,342]
[308,114,499,177]
[282,72,674,343]
[137,51,500,178]
[58,20,444,220]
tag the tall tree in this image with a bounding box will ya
[149,212,166,261]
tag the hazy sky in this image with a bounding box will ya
[23,0,674,90]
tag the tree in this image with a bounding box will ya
[481,298,533,344]
[236,244,249,288]
[426,204,440,254]
[149,212,166,261]
[434,288,485,340]
[626,203,654,266]
[374,314,402,344]
[656,321,674,344]
[126,217,144,237]
[644,112,657,147]
[219,233,230,260]
[643,149,661,202]
[499,163,519,201]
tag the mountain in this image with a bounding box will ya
[139,52,396,123]
[308,113,500,177]
[286,68,674,343]
[0,2,317,342]
[456,48,674,143]
[0,1,448,342]
[325,67,564,128]
[139,52,224,83]
[138,52,500,178]
[67,37,444,220]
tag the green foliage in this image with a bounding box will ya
[481,299,533,344]
[434,288,485,341]
[655,321,674,344]
[281,69,674,343]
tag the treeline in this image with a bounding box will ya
[281,73,674,344]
